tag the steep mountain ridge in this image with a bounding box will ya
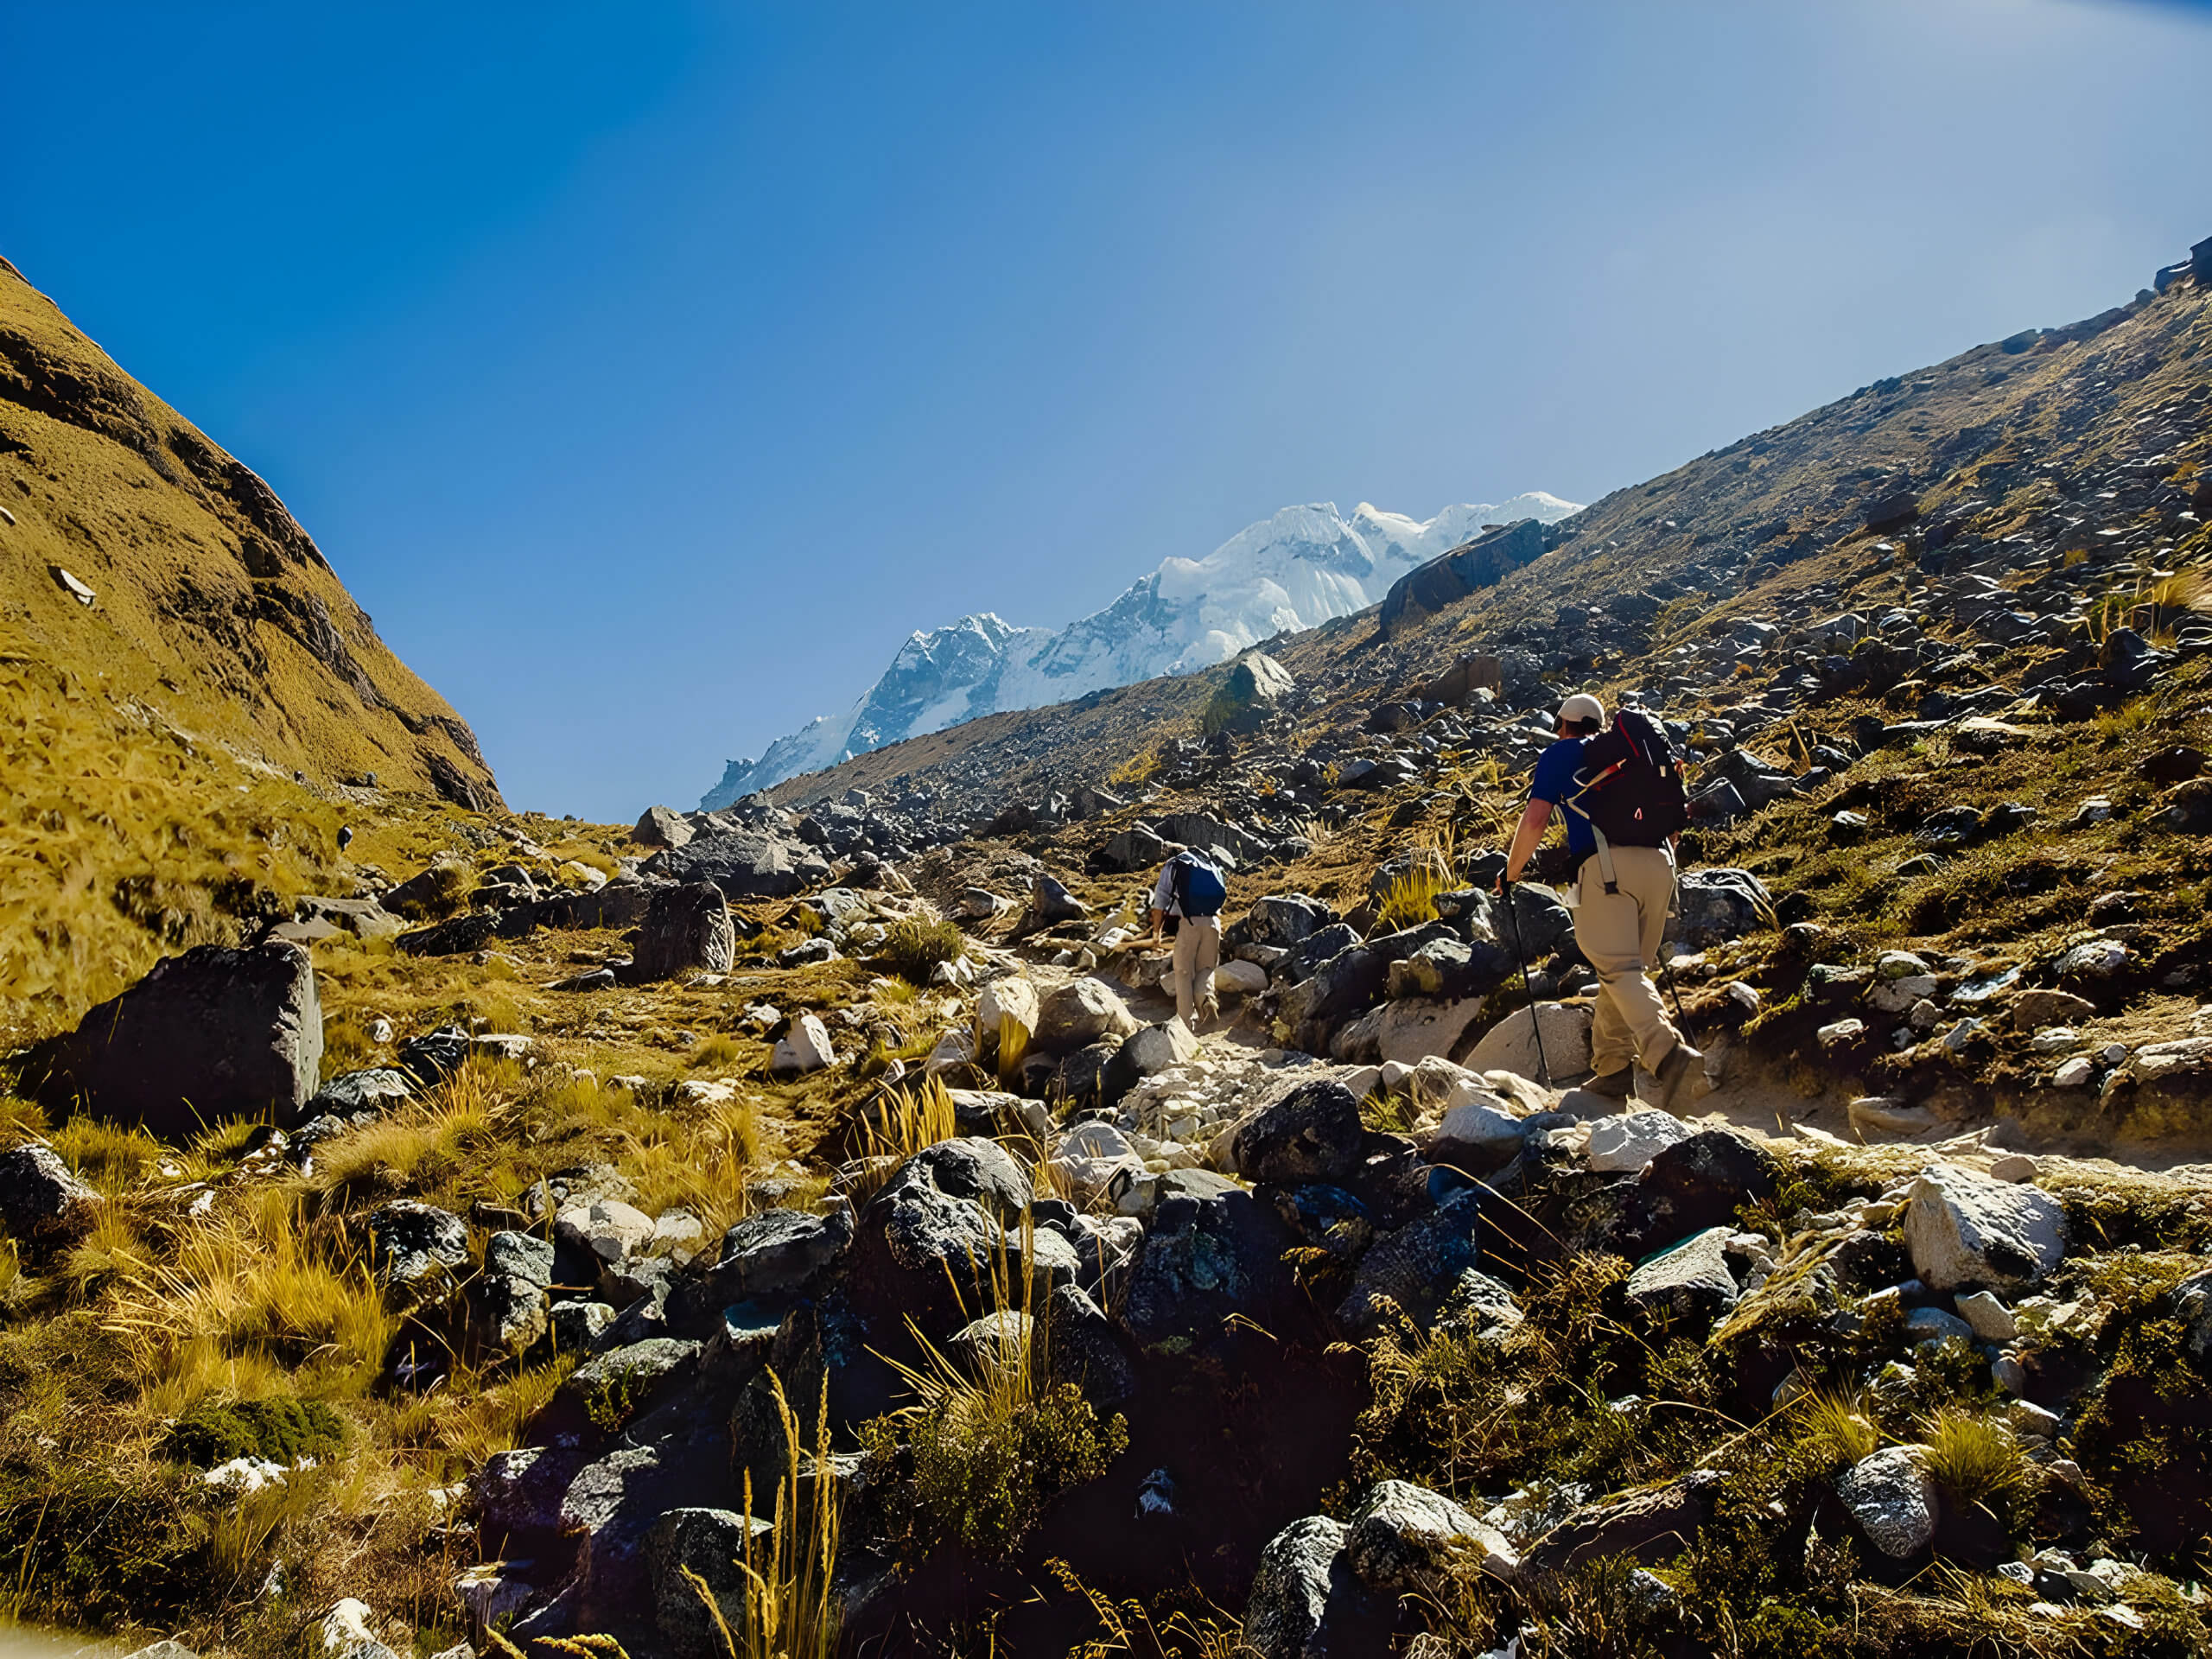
[700,493,1580,805]
[765,261,2212,820]
[0,254,501,808]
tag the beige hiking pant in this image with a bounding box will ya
[1573,843,1684,1077]
[1171,914,1221,1025]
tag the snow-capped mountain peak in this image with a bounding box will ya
[700,493,1580,807]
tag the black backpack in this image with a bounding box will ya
[1567,708,1688,852]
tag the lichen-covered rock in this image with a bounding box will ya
[1344,1478,1517,1598]
[0,1143,103,1260]
[1837,1446,1936,1560]
[1587,1109,1691,1175]
[1243,1515,1350,1659]
[1124,1176,1299,1351]
[1904,1165,2066,1291]
[645,1507,772,1659]
[1624,1226,1738,1325]
[1035,977,1141,1052]
[365,1201,469,1297]
[704,1206,854,1301]
[1337,1191,1488,1342]
[1232,1079,1366,1184]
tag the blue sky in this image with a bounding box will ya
[7,1,2210,820]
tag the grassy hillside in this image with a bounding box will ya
[0,254,499,808]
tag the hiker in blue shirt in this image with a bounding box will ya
[1147,850,1225,1027]
[1500,692,1705,1113]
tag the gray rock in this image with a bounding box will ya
[632,805,695,850]
[1337,1192,1487,1342]
[1904,1306,1977,1347]
[645,1507,772,1659]
[1030,874,1090,926]
[1435,1268,1524,1338]
[26,941,321,1136]
[1837,1446,1936,1559]
[1464,1001,1592,1080]
[707,1206,855,1301]
[474,1442,588,1544]
[700,1300,783,1389]
[1203,652,1295,735]
[1232,1080,1366,1184]
[1624,1226,1739,1325]
[1522,1469,1721,1573]
[642,829,813,899]
[0,1143,103,1260]
[559,1433,730,1632]
[1046,1282,1138,1410]
[486,1230,556,1285]
[1124,1178,1299,1351]
[307,1068,414,1116]
[1231,893,1338,949]
[1904,1165,2066,1291]
[563,1338,703,1430]
[464,1271,550,1357]
[1035,978,1141,1052]
[549,1300,617,1351]
[634,882,737,981]
[365,1202,469,1297]
[1344,1478,1517,1597]
[1102,1020,1200,1105]
[1243,1515,1350,1659]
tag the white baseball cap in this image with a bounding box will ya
[1557,693,1605,726]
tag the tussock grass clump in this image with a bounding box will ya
[1376,859,1445,931]
[164,1394,346,1467]
[853,1077,960,1200]
[1793,1390,1880,1467]
[1920,1408,2031,1515]
[882,914,968,983]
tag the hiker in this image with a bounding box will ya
[1147,849,1227,1026]
[1497,691,1707,1112]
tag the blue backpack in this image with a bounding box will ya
[1173,852,1228,917]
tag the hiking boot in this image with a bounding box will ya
[1584,1066,1633,1099]
[1650,1040,1708,1116]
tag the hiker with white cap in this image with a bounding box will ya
[1497,690,1706,1112]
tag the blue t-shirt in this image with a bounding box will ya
[1529,736,1598,863]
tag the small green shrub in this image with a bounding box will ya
[163,1395,346,1467]
[859,1382,1127,1561]
[882,916,968,984]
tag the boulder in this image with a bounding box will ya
[853,1140,1039,1335]
[1123,1176,1299,1351]
[977,976,1040,1046]
[1837,1446,1936,1560]
[1624,1226,1738,1325]
[1618,1130,1777,1255]
[1203,651,1296,735]
[1427,1086,1527,1169]
[28,942,321,1136]
[1046,1282,1139,1409]
[633,882,737,981]
[1903,1165,2066,1291]
[0,1143,103,1259]
[1337,1191,1488,1341]
[770,1014,836,1076]
[704,1207,855,1302]
[1102,1020,1199,1106]
[365,1202,469,1298]
[645,1508,772,1659]
[486,1229,556,1284]
[1278,923,1362,984]
[463,1270,551,1358]
[1377,518,1551,637]
[1243,1516,1351,1659]
[396,912,501,958]
[1491,883,1574,959]
[1035,979,1141,1052]
[474,1441,589,1547]
[1587,1109,1691,1175]
[632,806,695,849]
[643,830,814,900]
[1344,1479,1517,1597]
[562,1338,702,1432]
[1522,1470,1720,1573]
[1667,868,1770,945]
[559,1431,731,1633]
[1231,1080,1366,1184]
[1231,894,1338,949]
[1463,1001,1592,1081]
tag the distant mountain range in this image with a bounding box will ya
[700,493,1581,807]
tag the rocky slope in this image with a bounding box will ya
[2,243,2210,1659]
[0,254,501,809]
[701,493,1581,805]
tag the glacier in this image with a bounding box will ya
[700,493,1580,808]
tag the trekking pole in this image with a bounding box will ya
[1498,877,1552,1086]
